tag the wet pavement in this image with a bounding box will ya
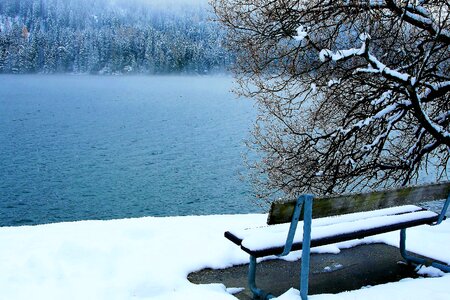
[188,243,421,299]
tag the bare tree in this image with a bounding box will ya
[212,0,450,199]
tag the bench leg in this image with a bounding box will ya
[299,196,313,300]
[400,228,450,272]
[248,255,274,299]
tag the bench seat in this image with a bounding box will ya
[225,205,439,258]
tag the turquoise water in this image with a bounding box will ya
[0,75,261,226]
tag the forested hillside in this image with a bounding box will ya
[0,0,232,74]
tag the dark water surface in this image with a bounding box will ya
[0,75,262,226]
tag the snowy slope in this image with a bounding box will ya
[0,214,449,299]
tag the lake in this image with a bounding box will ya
[0,75,262,226]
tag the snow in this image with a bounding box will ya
[371,90,392,106]
[369,0,383,6]
[319,47,365,63]
[366,53,411,82]
[226,287,245,294]
[0,213,449,300]
[0,214,264,300]
[404,11,432,25]
[308,276,450,300]
[327,79,340,87]
[359,32,371,41]
[234,206,437,252]
[319,35,415,84]
[408,5,431,18]
[294,25,307,42]
[417,266,446,278]
[277,288,301,299]
[414,92,450,139]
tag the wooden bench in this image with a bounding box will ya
[225,182,450,300]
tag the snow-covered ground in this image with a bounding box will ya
[0,214,449,300]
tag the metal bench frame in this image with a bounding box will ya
[246,193,450,300]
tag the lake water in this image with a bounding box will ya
[0,75,263,226]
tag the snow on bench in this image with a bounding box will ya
[224,182,450,300]
[226,205,438,257]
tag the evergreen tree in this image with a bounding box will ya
[0,0,232,74]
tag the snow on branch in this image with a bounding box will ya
[293,25,308,41]
[212,0,450,195]
[431,81,450,91]
[404,11,432,25]
[338,1,449,43]
[319,33,414,84]
[339,100,411,136]
[319,33,369,62]
[387,1,450,43]
[436,111,450,124]
[361,111,403,153]
[405,128,426,160]
[415,94,450,139]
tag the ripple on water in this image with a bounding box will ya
[0,75,261,226]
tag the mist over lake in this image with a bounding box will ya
[0,75,261,226]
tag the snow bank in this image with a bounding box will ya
[0,214,449,300]
[308,275,450,300]
[0,214,265,300]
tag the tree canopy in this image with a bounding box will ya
[212,0,450,199]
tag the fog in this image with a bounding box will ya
[111,0,208,8]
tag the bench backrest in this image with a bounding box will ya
[267,182,450,225]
